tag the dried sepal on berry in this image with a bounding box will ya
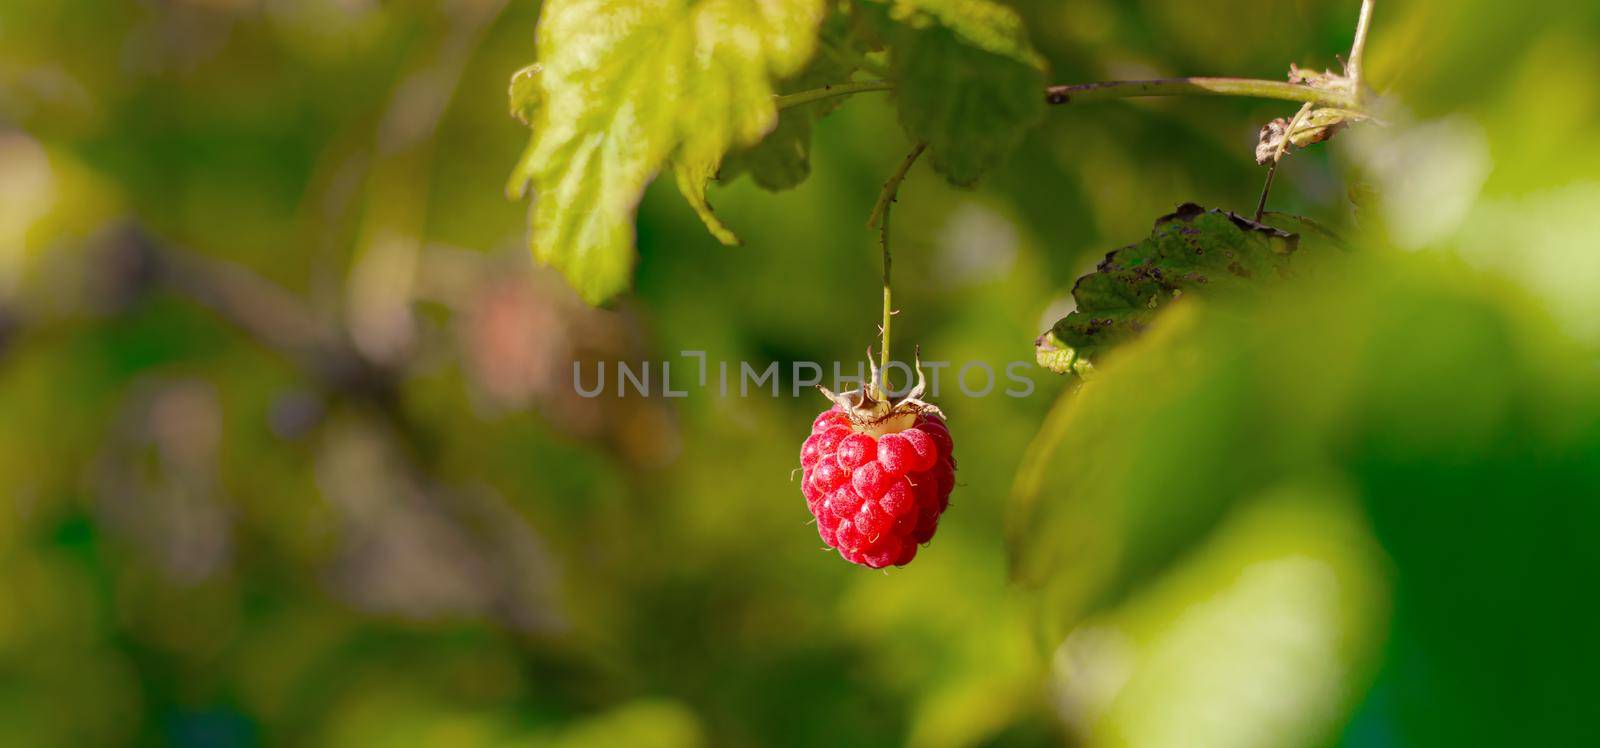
[815,348,944,437]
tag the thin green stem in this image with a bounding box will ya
[869,141,926,399]
[1045,77,1360,110]
[775,76,1366,115]
[1276,102,1315,163]
[775,80,891,110]
[868,143,924,231]
[1348,0,1375,94]
[1254,162,1279,223]
[1256,102,1311,220]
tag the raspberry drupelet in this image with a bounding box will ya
[799,358,955,568]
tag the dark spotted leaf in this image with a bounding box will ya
[1037,204,1300,375]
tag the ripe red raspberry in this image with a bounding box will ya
[799,365,955,569]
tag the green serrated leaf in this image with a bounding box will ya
[720,11,864,192]
[720,109,819,192]
[866,0,1047,186]
[1033,330,1079,374]
[673,158,741,246]
[508,63,541,126]
[509,0,825,304]
[1038,203,1301,374]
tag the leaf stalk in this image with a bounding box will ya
[775,76,1366,114]
[869,141,926,399]
[1348,0,1375,94]
[1043,77,1360,110]
[775,80,892,109]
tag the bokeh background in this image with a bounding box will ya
[2,0,1598,746]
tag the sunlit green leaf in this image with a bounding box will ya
[672,157,741,247]
[508,0,826,304]
[508,63,541,127]
[720,11,865,191]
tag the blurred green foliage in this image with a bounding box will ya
[1012,252,1600,744]
[2,0,1599,747]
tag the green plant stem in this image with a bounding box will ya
[776,76,1365,114]
[1043,77,1359,109]
[775,80,891,109]
[1256,101,1313,220]
[869,141,926,400]
[1348,0,1375,93]
[1254,162,1279,223]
